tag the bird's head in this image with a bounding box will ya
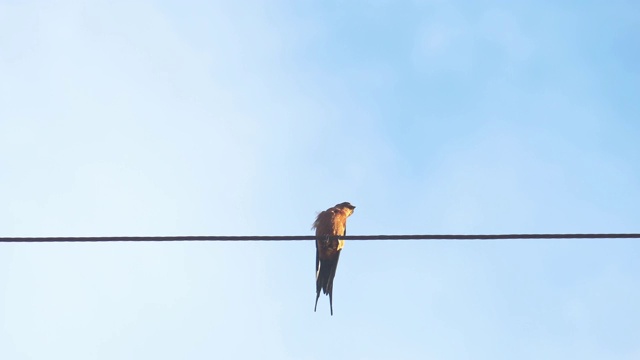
[335,202,356,216]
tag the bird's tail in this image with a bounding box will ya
[314,256,339,316]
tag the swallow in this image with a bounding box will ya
[313,201,356,315]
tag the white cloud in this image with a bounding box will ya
[412,5,533,75]
[0,1,305,359]
[413,10,475,73]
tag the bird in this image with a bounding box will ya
[313,201,356,315]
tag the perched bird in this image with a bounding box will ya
[313,201,356,315]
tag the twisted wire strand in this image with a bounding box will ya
[1,233,639,243]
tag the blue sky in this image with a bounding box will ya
[1,1,639,359]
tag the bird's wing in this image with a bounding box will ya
[327,247,341,292]
[315,239,320,279]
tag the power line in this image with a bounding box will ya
[0,233,639,243]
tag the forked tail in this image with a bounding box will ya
[314,255,340,315]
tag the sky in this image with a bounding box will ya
[1,0,639,359]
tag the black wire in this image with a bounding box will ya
[0,233,639,242]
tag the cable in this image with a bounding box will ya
[0,233,639,242]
